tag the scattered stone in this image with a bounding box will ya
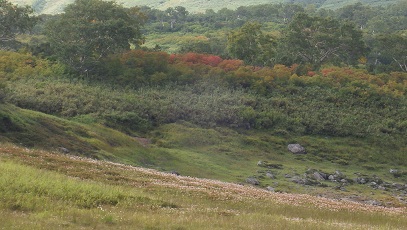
[291,176,306,185]
[335,170,344,178]
[313,172,325,181]
[257,161,283,169]
[266,172,276,179]
[378,186,386,191]
[393,183,404,190]
[328,175,335,181]
[390,169,398,174]
[365,200,382,206]
[319,172,328,180]
[287,144,306,154]
[284,174,292,178]
[58,147,69,154]
[340,179,347,184]
[355,177,367,184]
[266,186,275,192]
[246,177,260,186]
[170,170,180,176]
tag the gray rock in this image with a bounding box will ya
[291,176,307,185]
[356,177,367,184]
[365,200,382,206]
[313,172,325,181]
[246,177,260,186]
[266,186,275,192]
[266,172,276,179]
[393,183,404,190]
[328,175,335,181]
[58,147,69,154]
[287,144,306,154]
[257,161,283,169]
[378,186,386,191]
[335,170,344,178]
[319,172,328,180]
[390,169,398,174]
[284,174,292,178]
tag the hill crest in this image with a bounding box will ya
[9,0,402,15]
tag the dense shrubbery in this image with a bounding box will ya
[2,51,406,144]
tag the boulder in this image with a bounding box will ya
[287,144,306,154]
[355,177,367,184]
[246,177,260,186]
[266,186,275,192]
[291,176,306,185]
[335,170,344,178]
[313,172,325,181]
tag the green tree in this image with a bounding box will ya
[227,22,276,66]
[281,13,366,67]
[336,3,374,30]
[45,0,145,75]
[0,0,37,50]
[370,34,407,72]
[165,6,189,30]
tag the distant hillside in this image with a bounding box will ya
[10,0,402,15]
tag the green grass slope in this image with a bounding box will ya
[0,144,406,229]
[0,103,153,163]
[1,103,406,208]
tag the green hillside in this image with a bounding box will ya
[1,0,407,227]
[1,50,406,207]
[1,143,406,229]
[9,0,403,14]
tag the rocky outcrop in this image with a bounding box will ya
[313,172,325,181]
[287,144,306,154]
[246,177,260,186]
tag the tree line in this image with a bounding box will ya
[1,0,406,76]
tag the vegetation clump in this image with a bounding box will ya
[0,1,406,227]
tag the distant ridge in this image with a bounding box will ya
[9,0,403,15]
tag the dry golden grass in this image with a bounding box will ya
[1,143,406,229]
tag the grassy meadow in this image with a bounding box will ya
[0,144,406,229]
